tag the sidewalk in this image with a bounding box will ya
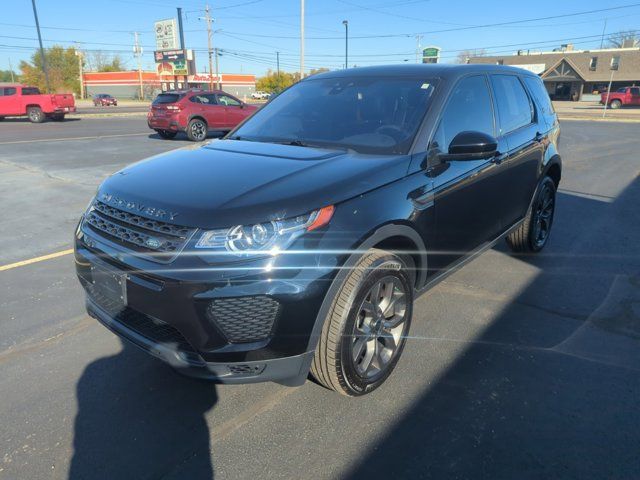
[553,101,640,122]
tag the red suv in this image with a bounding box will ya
[148,90,258,141]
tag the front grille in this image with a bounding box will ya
[206,296,281,343]
[228,364,266,376]
[88,285,203,366]
[84,200,195,260]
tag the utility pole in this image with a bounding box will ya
[133,32,144,100]
[204,4,214,90]
[8,57,15,82]
[300,0,305,79]
[602,67,615,118]
[214,47,221,90]
[276,51,280,77]
[177,7,185,50]
[600,18,608,49]
[415,34,423,64]
[342,20,349,69]
[74,45,84,99]
[30,0,50,93]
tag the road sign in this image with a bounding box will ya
[154,19,178,51]
[155,50,188,76]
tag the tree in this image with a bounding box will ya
[607,30,639,48]
[309,67,330,76]
[456,49,487,64]
[256,70,298,93]
[19,45,80,94]
[0,70,16,82]
[90,51,125,72]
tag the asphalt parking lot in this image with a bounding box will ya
[1,116,639,479]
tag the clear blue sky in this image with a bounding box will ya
[1,0,639,76]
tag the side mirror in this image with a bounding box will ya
[441,131,498,161]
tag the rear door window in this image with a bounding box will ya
[3,87,17,96]
[490,75,533,134]
[21,87,39,95]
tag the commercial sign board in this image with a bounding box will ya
[155,49,188,76]
[422,46,440,64]
[154,19,178,51]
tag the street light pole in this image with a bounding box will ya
[74,45,84,99]
[276,51,280,76]
[342,20,348,69]
[133,32,144,100]
[30,0,50,93]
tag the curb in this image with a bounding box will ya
[558,115,640,123]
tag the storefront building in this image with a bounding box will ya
[83,71,256,100]
[468,47,640,100]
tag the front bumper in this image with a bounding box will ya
[75,222,342,384]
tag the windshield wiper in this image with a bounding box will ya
[274,139,315,147]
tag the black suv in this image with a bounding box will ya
[75,65,561,396]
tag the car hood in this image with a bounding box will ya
[97,140,410,229]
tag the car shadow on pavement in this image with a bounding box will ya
[69,339,218,479]
[147,131,227,142]
[0,117,82,123]
[344,179,640,479]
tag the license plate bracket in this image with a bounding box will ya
[91,266,128,310]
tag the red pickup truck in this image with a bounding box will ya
[0,84,76,122]
[600,86,640,109]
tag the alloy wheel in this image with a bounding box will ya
[532,183,554,248]
[351,276,408,379]
[191,121,207,140]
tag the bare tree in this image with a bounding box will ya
[607,30,639,48]
[455,49,487,64]
[89,51,127,72]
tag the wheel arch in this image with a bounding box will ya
[544,155,562,188]
[304,223,427,357]
[188,114,208,126]
[25,104,43,113]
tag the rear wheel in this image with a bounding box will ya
[506,176,556,253]
[186,118,208,141]
[610,99,622,109]
[310,249,413,396]
[156,129,177,139]
[27,106,45,123]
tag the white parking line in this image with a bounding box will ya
[0,132,149,145]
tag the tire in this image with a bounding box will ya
[27,106,45,123]
[506,176,556,253]
[156,129,177,139]
[310,249,414,396]
[186,118,208,141]
[610,99,622,109]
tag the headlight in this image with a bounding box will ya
[195,205,334,255]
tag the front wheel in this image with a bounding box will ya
[27,106,45,123]
[311,249,413,396]
[506,176,556,253]
[186,118,208,141]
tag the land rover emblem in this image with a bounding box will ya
[145,237,162,249]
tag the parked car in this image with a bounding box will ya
[600,86,640,109]
[251,91,271,100]
[0,84,75,122]
[76,65,561,395]
[93,94,118,106]
[147,89,258,141]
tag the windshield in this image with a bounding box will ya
[232,76,438,154]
